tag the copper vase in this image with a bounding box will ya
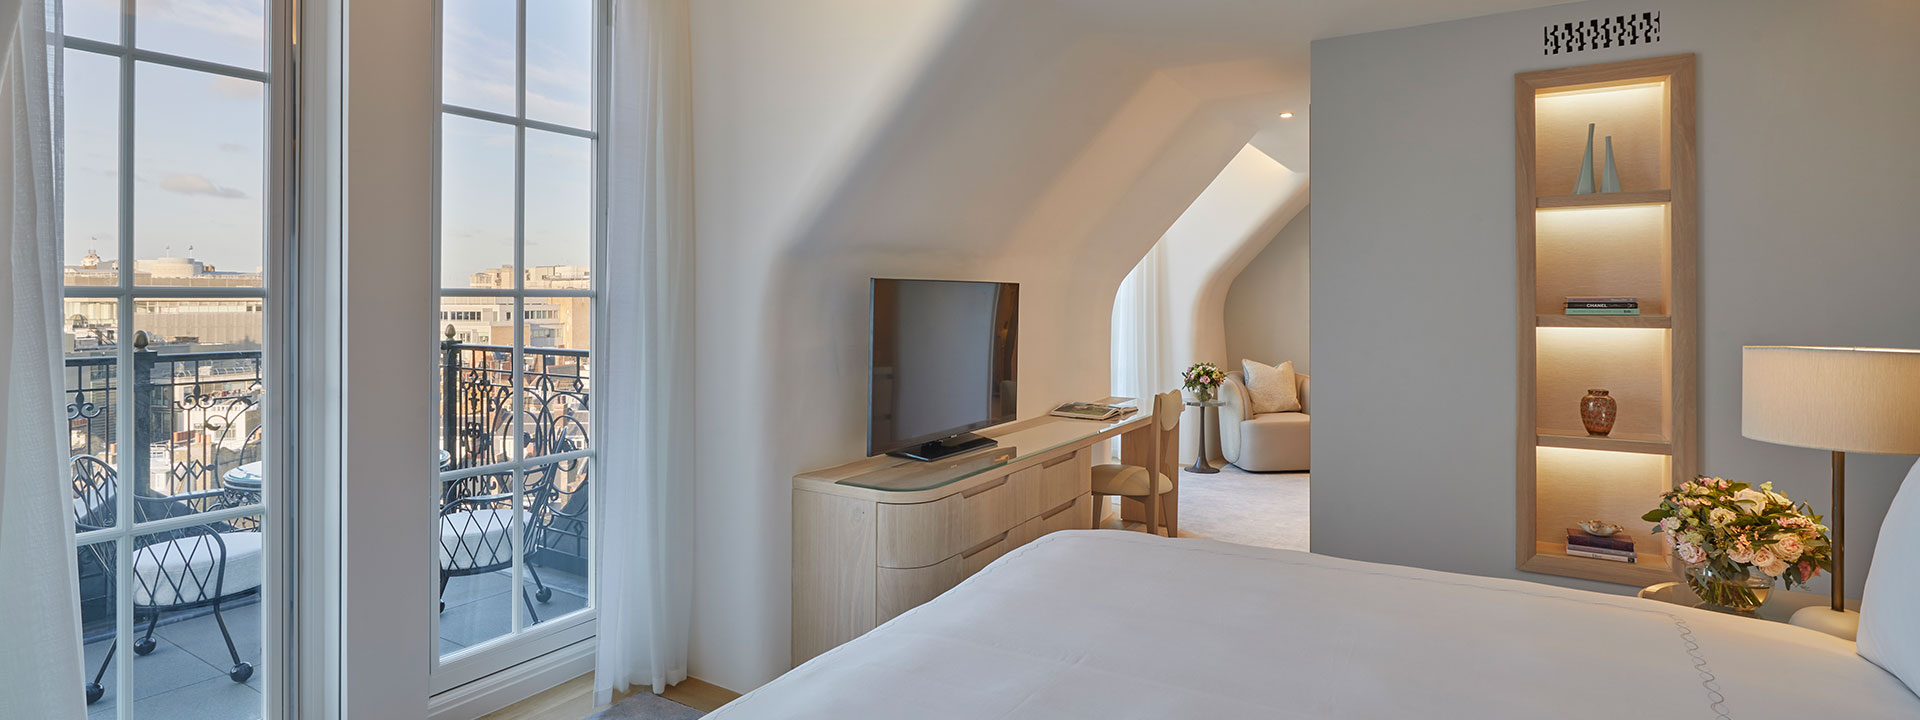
[1581,389,1616,436]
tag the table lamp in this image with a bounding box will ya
[1742,346,1920,639]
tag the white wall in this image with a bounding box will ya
[1311,0,1920,598]
[1225,207,1310,373]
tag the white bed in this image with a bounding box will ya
[714,530,1920,719]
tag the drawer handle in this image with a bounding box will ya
[1039,497,1078,520]
[1041,453,1076,469]
[962,476,1009,498]
[962,532,1009,558]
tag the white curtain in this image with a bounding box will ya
[1111,239,1170,405]
[0,1,84,718]
[594,0,695,704]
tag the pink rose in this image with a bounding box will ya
[1677,542,1706,565]
[1773,535,1804,562]
[1750,548,1777,568]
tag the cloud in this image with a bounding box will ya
[212,75,263,100]
[160,174,249,199]
[219,142,247,153]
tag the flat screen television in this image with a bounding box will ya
[868,278,1019,461]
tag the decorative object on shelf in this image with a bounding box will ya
[1600,135,1622,192]
[1579,389,1616,436]
[1564,296,1639,316]
[1643,475,1834,614]
[1181,362,1227,404]
[1579,520,1623,537]
[1742,345,1920,638]
[1572,122,1597,194]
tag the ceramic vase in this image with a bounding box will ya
[1580,389,1616,436]
[1572,123,1597,194]
[1601,135,1622,193]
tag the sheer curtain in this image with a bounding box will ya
[1111,239,1170,405]
[0,1,85,718]
[594,0,695,704]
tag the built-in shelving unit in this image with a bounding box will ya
[1516,54,1696,587]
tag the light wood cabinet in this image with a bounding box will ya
[792,408,1151,666]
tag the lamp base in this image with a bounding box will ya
[1788,605,1860,640]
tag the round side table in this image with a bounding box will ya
[1184,398,1224,474]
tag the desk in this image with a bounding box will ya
[792,399,1157,666]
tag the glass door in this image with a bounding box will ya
[58,1,291,717]
[430,0,603,690]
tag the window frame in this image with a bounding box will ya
[427,0,608,693]
[57,1,296,718]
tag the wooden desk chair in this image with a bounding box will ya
[1091,390,1181,536]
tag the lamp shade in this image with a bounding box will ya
[1742,346,1920,455]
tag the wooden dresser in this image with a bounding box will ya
[791,404,1155,666]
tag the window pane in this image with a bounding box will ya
[437,469,516,656]
[525,0,593,129]
[522,130,591,276]
[441,114,516,288]
[130,515,264,718]
[66,299,121,481]
[61,0,122,44]
[441,0,516,115]
[135,0,267,71]
[78,540,118,713]
[520,299,589,460]
[527,458,589,629]
[64,49,120,283]
[439,325,513,471]
[133,62,265,287]
[133,298,264,515]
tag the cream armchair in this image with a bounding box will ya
[1219,370,1310,472]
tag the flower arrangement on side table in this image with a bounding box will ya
[1643,476,1833,613]
[1181,362,1228,404]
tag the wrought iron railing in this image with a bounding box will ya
[68,337,593,635]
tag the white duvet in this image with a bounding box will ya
[715,530,1919,719]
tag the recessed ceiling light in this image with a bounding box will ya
[1279,112,1294,119]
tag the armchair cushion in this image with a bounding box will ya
[440,508,533,571]
[133,532,262,606]
[1241,359,1302,414]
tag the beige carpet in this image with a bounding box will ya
[1167,465,1310,551]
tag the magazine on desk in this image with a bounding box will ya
[1050,401,1138,421]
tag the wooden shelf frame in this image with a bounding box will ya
[1516,54,1697,587]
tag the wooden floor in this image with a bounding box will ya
[483,673,739,720]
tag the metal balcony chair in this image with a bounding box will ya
[437,461,570,623]
[71,455,258,705]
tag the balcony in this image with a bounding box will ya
[69,340,591,719]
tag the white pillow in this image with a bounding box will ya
[1858,458,1920,695]
[1241,359,1301,415]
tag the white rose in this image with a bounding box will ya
[1734,488,1766,508]
[1727,541,1754,564]
[1773,536,1805,562]
[1760,558,1790,577]
[1677,542,1707,565]
[1660,517,1680,532]
[1750,548,1777,568]
[1708,507,1736,527]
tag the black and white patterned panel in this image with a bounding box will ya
[1544,12,1661,55]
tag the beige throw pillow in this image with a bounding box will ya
[1242,359,1301,414]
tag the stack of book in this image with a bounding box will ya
[1565,297,1640,315]
[1565,528,1636,562]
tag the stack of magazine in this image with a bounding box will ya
[1050,401,1137,421]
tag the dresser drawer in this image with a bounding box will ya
[1015,451,1089,520]
[1009,493,1090,548]
[961,531,1011,576]
[959,475,1016,550]
[877,555,964,623]
[877,494,962,569]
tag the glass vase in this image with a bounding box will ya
[1684,564,1775,613]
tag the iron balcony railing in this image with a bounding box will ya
[68,337,592,635]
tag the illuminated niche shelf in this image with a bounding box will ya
[1515,54,1697,587]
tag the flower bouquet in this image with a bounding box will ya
[1181,363,1228,404]
[1643,476,1833,612]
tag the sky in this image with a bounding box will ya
[59,0,596,288]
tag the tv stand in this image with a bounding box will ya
[887,432,996,462]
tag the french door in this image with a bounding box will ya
[430,0,605,691]
[58,1,293,718]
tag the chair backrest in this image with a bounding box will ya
[72,454,118,530]
[1154,391,1182,477]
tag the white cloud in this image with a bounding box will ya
[160,173,249,199]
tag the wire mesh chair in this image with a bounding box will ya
[437,463,568,622]
[71,455,258,705]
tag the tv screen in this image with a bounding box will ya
[868,278,1018,459]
